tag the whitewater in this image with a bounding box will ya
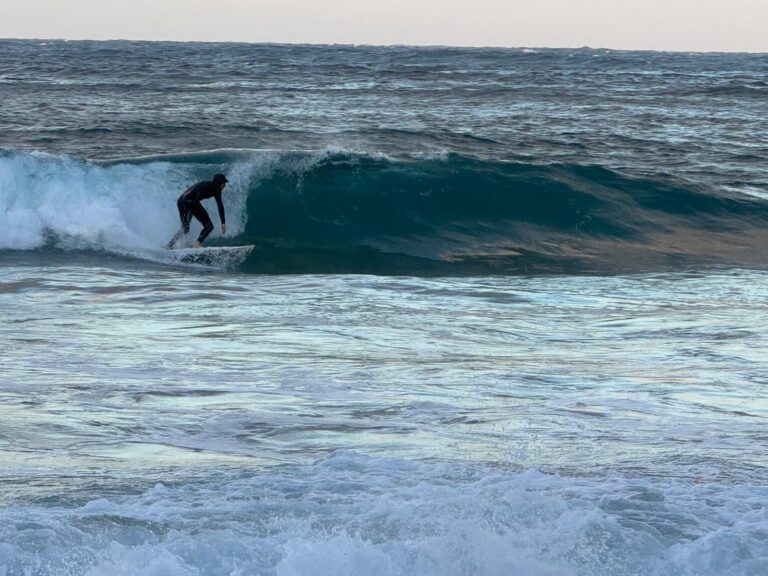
[1,40,767,575]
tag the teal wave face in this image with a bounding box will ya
[234,153,768,274]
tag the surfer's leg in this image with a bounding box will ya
[191,203,214,245]
[166,200,193,249]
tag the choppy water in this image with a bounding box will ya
[2,264,767,575]
[1,40,767,575]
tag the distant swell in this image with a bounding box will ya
[2,149,768,275]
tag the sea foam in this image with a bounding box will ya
[1,453,765,576]
[0,151,255,253]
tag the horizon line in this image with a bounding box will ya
[1,36,766,56]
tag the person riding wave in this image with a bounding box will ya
[166,173,228,249]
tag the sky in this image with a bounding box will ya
[1,0,766,52]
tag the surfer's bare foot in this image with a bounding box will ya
[194,241,202,249]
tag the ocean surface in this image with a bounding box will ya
[1,40,767,575]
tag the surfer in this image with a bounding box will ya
[166,174,228,249]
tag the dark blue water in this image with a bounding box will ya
[1,40,767,575]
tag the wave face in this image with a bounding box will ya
[2,149,768,275]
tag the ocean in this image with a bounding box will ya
[0,39,767,575]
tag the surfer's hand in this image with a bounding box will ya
[221,223,227,235]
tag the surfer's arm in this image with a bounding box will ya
[215,191,226,234]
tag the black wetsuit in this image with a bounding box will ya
[168,181,226,247]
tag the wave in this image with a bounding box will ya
[674,82,768,98]
[1,148,767,275]
[2,453,766,576]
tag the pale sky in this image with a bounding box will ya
[1,0,767,52]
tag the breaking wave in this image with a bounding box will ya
[2,148,767,274]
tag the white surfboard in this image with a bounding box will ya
[165,245,255,267]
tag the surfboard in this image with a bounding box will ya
[165,245,255,267]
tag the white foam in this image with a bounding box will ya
[0,151,261,255]
[0,454,765,576]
